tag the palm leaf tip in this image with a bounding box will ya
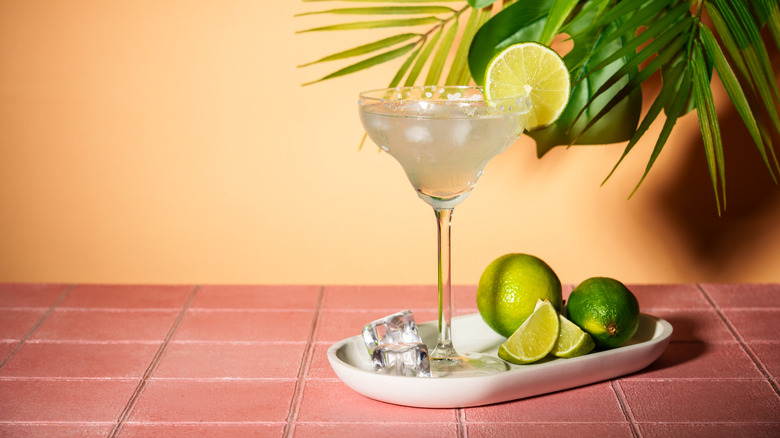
[297,16,441,34]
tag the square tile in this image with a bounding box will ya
[154,341,306,379]
[0,283,69,308]
[467,423,632,438]
[624,341,763,379]
[638,423,780,438]
[174,310,314,342]
[314,309,438,343]
[292,423,457,437]
[119,423,285,437]
[323,285,481,316]
[623,284,710,309]
[0,340,19,360]
[322,285,439,310]
[306,342,337,379]
[723,309,780,341]
[648,308,735,342]
[0,341,160,378]
[464,382,626,423]
[0,424,113,437]
[0,380,138,421]
[62,284,193,309]
[749,341,780,377]
[31,309,179,341]
[701,283,780,308]
[192,285,320,309]
[619,379,780,422]
[297,380,456,423]
[129,380,295,422]
[0,309,46,339]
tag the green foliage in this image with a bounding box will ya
[296,0,780,214]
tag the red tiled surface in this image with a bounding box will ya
[192,285,321,309]
[0,341,17,359]
[723,309,780,341]
[0,341,160,378]
[0,309,47,339]
[0,283,69,307]
[0,282,778,437]
[750,341,780,377]
[128,380,296,422]
[293,423,458,437]
[61,284,193,309]
[701,283,780,308]
[464,382,628,423]
[174,309,314,342]
[620,379,780,422]
[296,379,458,423]
[120,423,286,437]
[625,283,711,309]
[639,423,780,437]
[31,309,180,341]
[0,380,139,421]
[0,424,113,437]
[467,423,634,438]
[321,285,440,310]
[622,341,764,379]
[306,343,337,379]
[645,308,735,342]
[153,341,306,379]
[315,308,439,342]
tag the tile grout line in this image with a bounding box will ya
[457,408,468,438]
[283,285,325,438]
[0,284,74,370]
[107,285,201,438]
[611,380,641,438]
[696,283,780,397]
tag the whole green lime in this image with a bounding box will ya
[477,253,562,338]
[566,277,640,349]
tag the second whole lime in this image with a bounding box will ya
[477,253,562,338]
[566,277,640,349]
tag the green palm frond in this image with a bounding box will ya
[296,0,780,215]
[296,2,480,87]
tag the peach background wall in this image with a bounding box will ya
[1,1,779,285]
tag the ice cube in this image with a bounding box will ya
[404,124,432,144]
[451,120,472,145]
[371,342,431,377]
[362,309,422,353]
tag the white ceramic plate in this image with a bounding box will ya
[328,312,672,408]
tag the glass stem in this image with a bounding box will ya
[432,207,457,360]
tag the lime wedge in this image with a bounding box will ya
[484,42,570,129]
[498,299,560,364]
[551,313,596,358]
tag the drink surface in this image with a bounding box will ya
[359,101,524,209]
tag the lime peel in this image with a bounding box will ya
[477,253,562,339]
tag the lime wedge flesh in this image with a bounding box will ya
[498,299,560,364]
[484,42,570,130]
[551,313,596,358]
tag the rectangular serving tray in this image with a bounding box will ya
[328,312,672,408]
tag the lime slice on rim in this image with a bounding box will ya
[551,313,596,358]
[484,42,571,130]
[498,299,560,365]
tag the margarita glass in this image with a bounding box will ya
[358,85,530,376]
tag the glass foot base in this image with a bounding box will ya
[430,352,508,377]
